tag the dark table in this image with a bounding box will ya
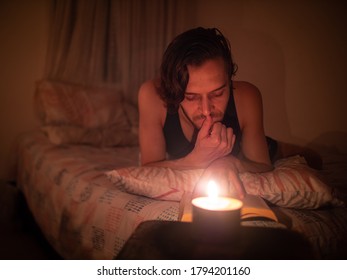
[117,220,314,259]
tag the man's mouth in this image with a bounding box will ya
[193,112,223,123]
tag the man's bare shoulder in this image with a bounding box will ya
[139,79,159,97]
[138,79,166,125]
[233,81,262,102]
[233,81,263,129]
[139,80,164,105]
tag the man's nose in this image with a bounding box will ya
[201,97,212,117]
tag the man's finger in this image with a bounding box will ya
[197,114,213,139]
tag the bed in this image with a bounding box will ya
[15,80,347,259]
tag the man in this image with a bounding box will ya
[138,27,319,199]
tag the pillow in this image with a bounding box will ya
[107,166,202,201]
[35,79,138,146]
[42,123,138,147]
[239,156,344,208]
[106,156,344,209]
[35,79,128,128]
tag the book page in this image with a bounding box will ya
[241,194,278,222]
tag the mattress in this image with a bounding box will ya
[16,131,347,259]
[16,131,179,259]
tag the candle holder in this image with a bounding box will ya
[191,180,243,244]
[192,196,243,244]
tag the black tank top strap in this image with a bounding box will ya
[222,82,242,156]
[163,110,195,159]
[163,81,242,159]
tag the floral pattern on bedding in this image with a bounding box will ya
[16,131,347,259]
[16,131,180,259]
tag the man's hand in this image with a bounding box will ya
[194,156,246,200]
[189,115,236,167]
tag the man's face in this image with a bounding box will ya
[180,57,230,130]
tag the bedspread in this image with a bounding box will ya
[16,131,347,259]
[16,131,180,259]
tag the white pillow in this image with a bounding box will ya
[239,156,343,208]
[106,156,344,209]
[35,79,139,147]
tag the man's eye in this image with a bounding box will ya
[185,95,199,101]
[211,90,224,98]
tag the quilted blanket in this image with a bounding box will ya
[16,131,179,259]
[16,131,347,259]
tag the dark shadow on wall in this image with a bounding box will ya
[307,131,347,155]
[229,28,291,141]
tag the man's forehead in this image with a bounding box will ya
[185,83,228,95]
[185,59,228,92]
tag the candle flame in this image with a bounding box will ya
[207,180,219,199]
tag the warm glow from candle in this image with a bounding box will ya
[192,180,243,211]
[206,180,218,198]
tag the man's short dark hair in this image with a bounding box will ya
[159,27,237,112]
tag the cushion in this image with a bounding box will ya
[108,166,202,201]
[35,79,138,147]
[41,124,138,147]
[239,156,344,208]
[106,156,344,209]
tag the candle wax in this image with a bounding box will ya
[192,197,243,211]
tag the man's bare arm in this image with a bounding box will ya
[233,81,273,172]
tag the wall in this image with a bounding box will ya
[0,0,49,180]
[191,0,347,152]
[0,0,346,180]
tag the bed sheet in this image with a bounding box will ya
[16,131,347,259]
[16,131,180,259]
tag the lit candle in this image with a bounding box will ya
[191,180,243,243]
[192,180,243,211]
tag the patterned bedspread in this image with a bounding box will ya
[16,131,347,259]
[16,131,180,259]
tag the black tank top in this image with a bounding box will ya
[163,84,242,159]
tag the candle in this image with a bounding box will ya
[192,180,243,211]
[191,180,243,243]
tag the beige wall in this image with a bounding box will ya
[0,0,48,180]
[191,0,347,152]
[0,0,346,180]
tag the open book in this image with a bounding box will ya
[181,194,278,222]
[240,194,278,222]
